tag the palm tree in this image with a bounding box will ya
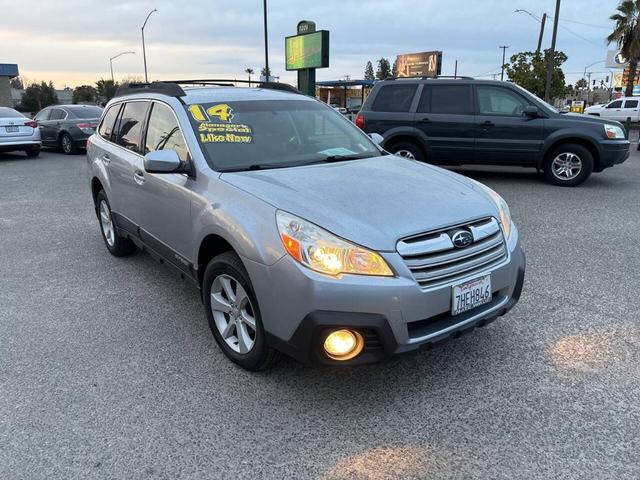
[608,1,640,97]
[245,68,254,86]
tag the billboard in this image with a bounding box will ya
[396,51,442,77]
[285,31,329,70]
[606,50,627,69]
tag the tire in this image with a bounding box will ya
[543,144,593,187]
[25,147,40,158]
[388,141,425,161]
[95,190,136,257]
[60,133,77,155]
[203,251,278,371]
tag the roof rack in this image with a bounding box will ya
[384,75,474,81]
[114,82,186,98]
[158,79,303,95]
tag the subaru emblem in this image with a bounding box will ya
[451,230,473,248]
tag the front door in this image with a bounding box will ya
[415,84,475,164]
[474,85,544,165]
[135,101,193,268]
[603,99,624,121]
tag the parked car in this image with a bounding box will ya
[584,97,640,122]
[87,81,525,370]
[356,77,630,186]
[0,106,41,157]
[34,104,103,154]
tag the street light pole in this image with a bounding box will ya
[499,46,509,81]
[141,8,158,83]
[263,0,269,81]
[536,13,547,54]
[110,51,135,83]
[544,0,561,102]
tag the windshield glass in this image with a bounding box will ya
[184,99,380,171]
[511,83,559,114]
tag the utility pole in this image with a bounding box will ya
[499,46,509,81]
[536,13,547,54]
[544,0,561,101]
[263,0,269,81]
[141,9,157,83]
[454,60,458,79]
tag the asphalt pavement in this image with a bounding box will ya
[1,149,639,480]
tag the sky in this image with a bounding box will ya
[0,0,619,89]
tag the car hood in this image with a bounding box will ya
[563,112,621,126]
[221,156,498,251]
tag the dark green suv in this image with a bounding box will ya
[356,77,630,186]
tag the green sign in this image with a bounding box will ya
[285,31,329,71]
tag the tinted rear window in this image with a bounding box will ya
[0,107,25,118]
[68,106,103,118]
[372,84,418,112]
[625,100,638,108]
[430,85,472,114]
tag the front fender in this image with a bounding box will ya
[540,130,600,168]
[382,126,430,152]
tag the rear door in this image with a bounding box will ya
[474,84,544,165]
[364,83,418,135]
[134,101,193,265]
[108,100,150,232]
[415,83,475,163]
[621,98,639,121]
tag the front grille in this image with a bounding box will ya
[397,217,508,289]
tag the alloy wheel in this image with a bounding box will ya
[99,200,115,247]
[551,152,582,180]
[395,149,416,159]
[210,274,257,354]
[61,135,72,154]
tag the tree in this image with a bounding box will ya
[245,68,254,84]
[375,58,391,80]
[261,66,271,80]
[575,78,588,90]
[9,77,24,89]
[95,79,118,102]
[364,61,375,80]
[72,85,97,104]
[19,81,58,112]
[503,49,568,99]
[391,58,398,77]
[607,0,640,97]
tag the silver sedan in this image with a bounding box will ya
[0,106,41,157]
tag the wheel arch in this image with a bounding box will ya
[197,234,236,288]
[382,128,429,158]
[541,136,600,171]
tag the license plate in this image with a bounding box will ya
[451,275,492,316]
[5,126,19,133]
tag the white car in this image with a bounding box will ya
[0,107,41,157]
[584,97,640,122]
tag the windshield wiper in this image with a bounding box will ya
[322,153,375,162]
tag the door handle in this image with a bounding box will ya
[418,117,431,123]
[102,154,110,164]
[134,170,145,185]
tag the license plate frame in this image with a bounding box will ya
[451,274,492,316]
[5,126,19,133]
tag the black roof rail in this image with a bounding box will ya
[384,75,474,81]
[114,82,186,98]
[157,79,303,95]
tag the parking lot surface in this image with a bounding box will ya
[1,150,639,480]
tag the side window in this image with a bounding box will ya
[476,86,530,116]
[606,100,623,109]
[98,104,121,141]
[34,109,51,122]
[430,85,472,115]
[49,108,66,120]
[371,84,418,112]
[144,102,189,162]
[115,101,148,153]
[624,99,638,108]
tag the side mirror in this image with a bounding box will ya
[369,133,384,146]
[144,149,181,174]
[523,106,540,117]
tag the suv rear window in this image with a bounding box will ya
[429,85,472,115]
[372,84,417,112]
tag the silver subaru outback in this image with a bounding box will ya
[87,81,525,370]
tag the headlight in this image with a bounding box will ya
[276,211,393,277]
[604,124,625,139]
[468,179,512,239]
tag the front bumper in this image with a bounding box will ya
[245,228,526,366]
[598,140,630,170]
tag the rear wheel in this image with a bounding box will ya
[95,190,136,256]
[388,141,425,161]
[25,147,40,158]
[203,251,278,371]
[544,144,593,187]
[60,133,77,155]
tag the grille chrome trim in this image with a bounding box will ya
[397,217,508,289]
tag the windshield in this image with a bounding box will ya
[511,83,559,114]
[185,99,381,171]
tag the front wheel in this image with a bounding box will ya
[203,251,278,371]
[543,144,593,187]
[388,141,425,161]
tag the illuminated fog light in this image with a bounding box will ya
[323,329,364,361]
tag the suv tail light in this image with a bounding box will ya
[355,113,365,130]
[24,120,37,128]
